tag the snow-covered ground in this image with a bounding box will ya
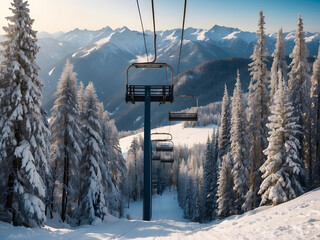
[119,122,215,158]
[1,188,320,239]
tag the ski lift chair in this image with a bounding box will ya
[156,141,174,152]
[169,95,198,121]
[160,150,174,163]
[125,63,174,104]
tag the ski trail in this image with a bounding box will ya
[111,220,143,240]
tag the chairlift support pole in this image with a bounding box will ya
[126,0,187,222]
[143,86,152,221]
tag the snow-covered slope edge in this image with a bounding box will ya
[205,188,320,240]
[0,188,319,239]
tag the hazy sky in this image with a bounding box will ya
[0,0,320,35]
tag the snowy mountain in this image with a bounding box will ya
[1,187,319,239]
[2,25,319,130]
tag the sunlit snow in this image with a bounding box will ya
[1,188,319,239]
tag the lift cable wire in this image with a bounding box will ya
[151,0,157,63]
[136,0,149,62]
[177,0,187,75]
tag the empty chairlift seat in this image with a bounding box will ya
[156,141,174,152]
[169,95,198,121]
[159,149,174,163]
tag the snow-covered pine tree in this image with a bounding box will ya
[100,109,126,217]
[259,78,304,205]
[288,15,311,187]
[245,11,269,211]
[50,60,82,222]
[125,137,143,202]
[76,82,107,224]
[230,70,248,214]
[270,28,287,104]
[202,136,215,222]
[177,159,187,211]
[310,44,320,188]
[0,0,50,227]
[217,152,235,219]
[210,131,220,220]
[97,103,113,216]
[218,85,231,157]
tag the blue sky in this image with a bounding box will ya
[0,0,319,34]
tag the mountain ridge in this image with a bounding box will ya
[2,24,319,131]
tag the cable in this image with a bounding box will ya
[151,0,157,62]
[177,0,187,75]
[136,0,149,62]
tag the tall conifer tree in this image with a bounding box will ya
[310,44,320,188]
[288,15,311,187]
[259,78,304,205]
[218,85,231,158]
[0,0,50,227]
[230,70,248,214]
[217,152,234,219]
[245,11,269,210]
[50,60,82,222]
[76,82,107,224]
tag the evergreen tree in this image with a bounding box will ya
[126,137,143,202]
[50,60,82,222]
[270,28,287,103]
[76,82,107,224]
[0,0,50,227]
[100,109,126,217]
[202,136,215,221]
[288,15,311,187]
[259,78,304,205]
[217,152,235,219]
[245,11,269,211]
[230,70,248,214]
[310,44,320,188]
[218,85,231,157]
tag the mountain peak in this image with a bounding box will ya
[209,25,240,33]
[117,26,130,33]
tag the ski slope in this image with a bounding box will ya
[1,188,320,239]
[119,122,216,158]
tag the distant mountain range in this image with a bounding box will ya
[1,25,319,131]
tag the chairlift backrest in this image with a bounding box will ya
[151,132,173,142]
